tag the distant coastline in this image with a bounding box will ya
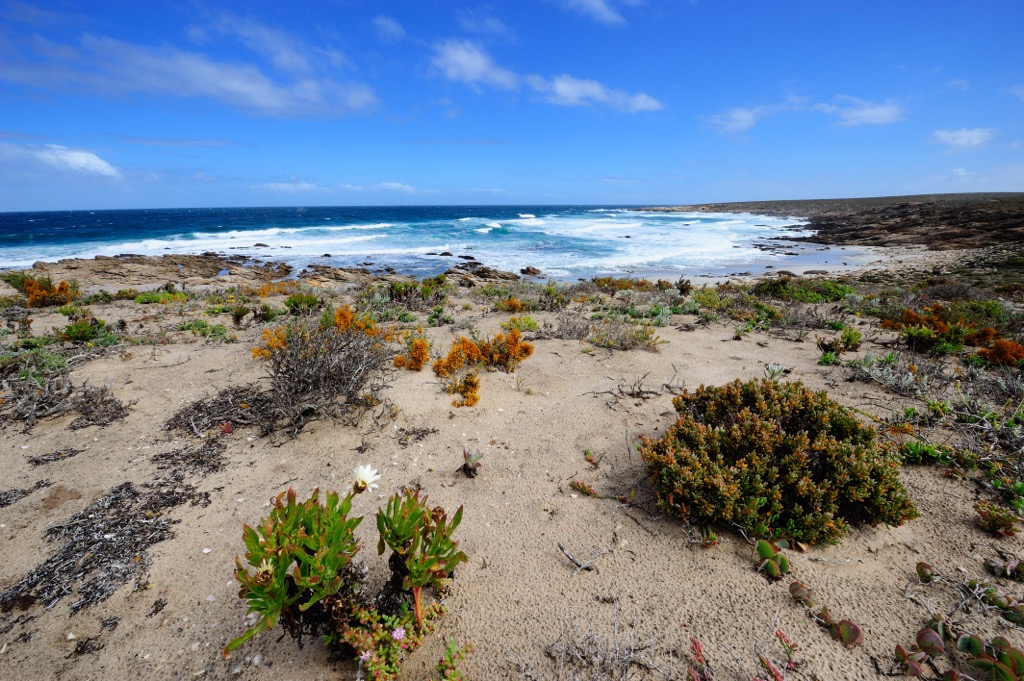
[641,192,1024,250]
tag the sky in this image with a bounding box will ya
[1,0,1022,211]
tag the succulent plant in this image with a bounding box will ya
[460,447,484,478]
[755,539,790,581]
[916,561,937,584]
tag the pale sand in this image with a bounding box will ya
[2,252,1023,680]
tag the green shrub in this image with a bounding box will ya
[135,291,189,304]
[60,318,108,343]
[639,379,918,544]
[178,319,232,342]
[284,292,322,315]
[501,315,539,332]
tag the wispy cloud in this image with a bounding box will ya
[373,16,407,43]
[558,0,627,26]
[259,180,328,193]
[945,78,969,91]
[815,95,904,126]
[0,22,376,118]
[0,142,120,178]
[374,182,420,193]
[457,9,515,40]
[432,40,518,89]
[527,74,661,112]
[708,98,805,134]
[338,182,434,194]
[432,41,661,112]
[1008,85,1024,102]
[932,127,997,150]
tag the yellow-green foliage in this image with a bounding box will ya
[640,378,918,544]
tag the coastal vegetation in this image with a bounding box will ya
[3,239,1024,679]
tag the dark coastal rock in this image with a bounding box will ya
[439,251,453,257]
[458,255,477,261]
[254,243,270,247]
[520,266,542,276]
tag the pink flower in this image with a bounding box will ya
[391,626,406,641]
[360,650,372,662]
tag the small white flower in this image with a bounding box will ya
[352,464,381,493]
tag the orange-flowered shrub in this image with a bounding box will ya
[480,329,534,372]
[447,372,481,407]
[24,278,79,308]
[394,337,430,371]
[431,330,534,407]
[246,280,301,298]
[964,327,998,347]
[494,296,525,313]
[432,337,485,378]
[978,339,1024,366]
[432,331,533,377]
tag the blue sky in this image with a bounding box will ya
[1,0,1022,211]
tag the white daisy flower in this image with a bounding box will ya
[352,464,381,493]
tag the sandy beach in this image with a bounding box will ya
[3,196,1024,681]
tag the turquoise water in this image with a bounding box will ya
[0,205,822,279]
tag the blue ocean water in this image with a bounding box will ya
[0,205,822,279]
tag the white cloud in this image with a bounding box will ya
[709,106,771,134]
[206,16,314,74]
[374,182,420,193]
[708,98,805,134]
[932,128,997,150]
[433,42,660,113]
[33,144,120,177]
[1008,85,1024,102]
[259,181,327,192]
[945,78,969,91]
[0,28,375,118]
[373,16,406,43]
[432,40,518,89]
[559,0,627,26]
[0,142,120,179]
[815,95,904,126]
[528,74,661,112]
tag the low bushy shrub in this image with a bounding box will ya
[251,313,395,434]
[639,378,918,544]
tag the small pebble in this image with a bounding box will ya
[252,653,262,667]
[206,595,217,602]
[67,633,77,641]
[202,548,212,554]
[20,445,28,449]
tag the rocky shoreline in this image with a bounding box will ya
[644,192,1024,249]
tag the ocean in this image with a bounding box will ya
[0,205,854,280]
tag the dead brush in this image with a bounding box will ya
[533,615,665,681]
[254,318,396,435]
[539,306,593,341]
[588,316,664,352]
